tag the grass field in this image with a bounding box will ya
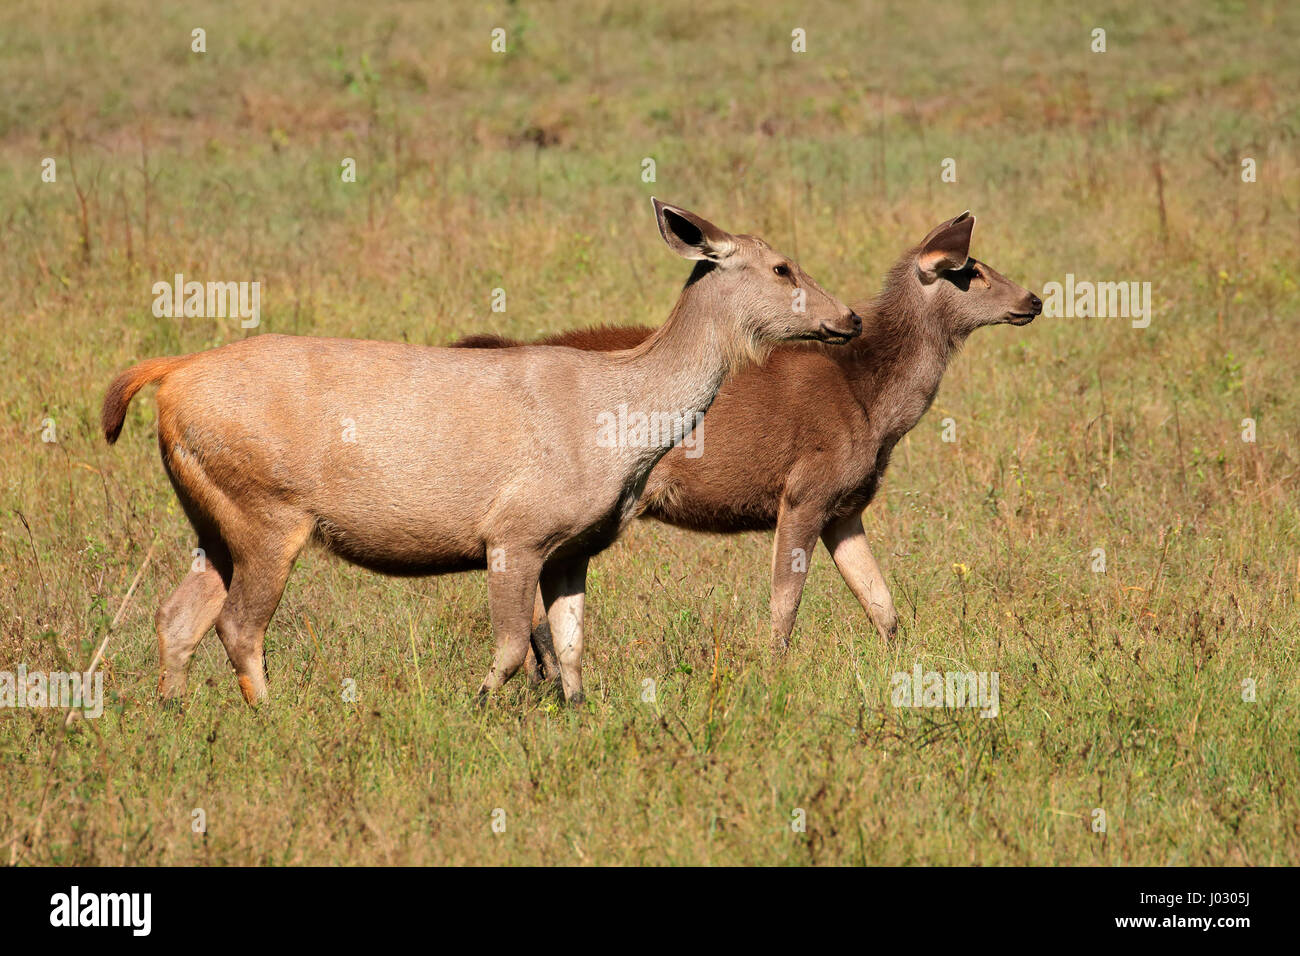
[1,0,1298,865]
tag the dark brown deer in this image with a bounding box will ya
[102,200,860,706]
[456,212,1040,673]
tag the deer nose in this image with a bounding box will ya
[1028,294,1043,314]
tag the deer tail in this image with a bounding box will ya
[101,355,190,444]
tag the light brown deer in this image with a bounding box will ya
[102,199,860,706]
[456,212,1040,672]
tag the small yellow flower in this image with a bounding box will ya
[952,562,970,580]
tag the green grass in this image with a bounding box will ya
[1,0,1297,865]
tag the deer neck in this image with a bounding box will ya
[842,277,959,442]
[620,265,751,430]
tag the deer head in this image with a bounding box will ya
[652,198,861,351]
[911,211,1041,337]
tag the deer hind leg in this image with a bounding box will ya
[821,512,897,641]
[478,546,546,699]
[156,536,231,701]
[214,515,314,706]
[523,640,538,685]
[524,585,561,690]
[539,555,589,705]
[769,501,826,648]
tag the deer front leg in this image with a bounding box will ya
[821,512,897,641]
[540,555,590,705]
[769,501,826,647]
[478,547,545,699]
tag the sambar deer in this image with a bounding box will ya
[102,199,860,706]
[457,212,1040,669]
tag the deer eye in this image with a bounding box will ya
[773,263,792,278]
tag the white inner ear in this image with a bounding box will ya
[917,248,960,278]
[706,236,737,262]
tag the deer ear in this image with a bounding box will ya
[916,211,975,281]
[652,198,737,262]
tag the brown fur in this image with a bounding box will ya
[455,212,1041,649]
[104,199,859,706]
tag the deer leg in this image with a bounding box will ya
[525,585,560,689]
[821,512,897,641]
[156,537,231,700]
[214,518,313,706]
[540,555,589,705]
[477,547,545,698]
[769,501,825,647]
[523,640,538,685]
